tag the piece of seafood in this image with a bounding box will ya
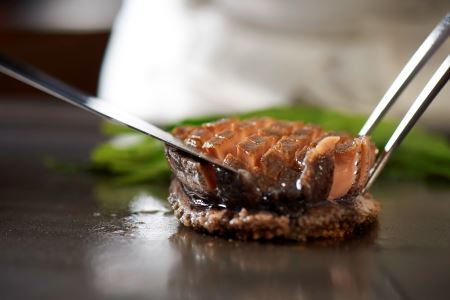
[166,118,380,241]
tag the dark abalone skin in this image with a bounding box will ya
[165,147,300,214]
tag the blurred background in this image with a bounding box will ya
[0,0,121,95]
[0,0,449,129]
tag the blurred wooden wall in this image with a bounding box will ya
[0,32,110,96]
[0,0,121,97]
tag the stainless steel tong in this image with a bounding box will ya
[0,13,448,190]
[361,13,450,191]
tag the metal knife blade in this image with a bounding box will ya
[0,54,237,173]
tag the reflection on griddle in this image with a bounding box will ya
[165,224,402,300]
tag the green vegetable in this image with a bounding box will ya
[91,106,450,185]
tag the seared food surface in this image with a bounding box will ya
[166,117,379,240]
[169,179,380,241]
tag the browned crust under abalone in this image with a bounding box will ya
[169,179,380,241]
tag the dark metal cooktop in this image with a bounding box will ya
[1,99,449,300]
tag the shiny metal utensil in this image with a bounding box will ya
[0,54,237,173]
[362,13,450,191]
